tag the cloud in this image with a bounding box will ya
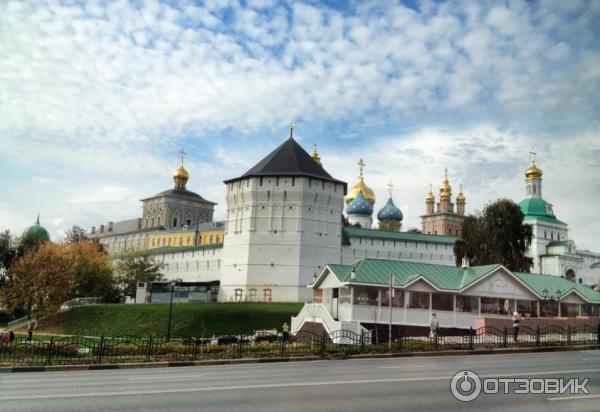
[0,0,599,252]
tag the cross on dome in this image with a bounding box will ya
[529,147,537,164]
[289,120,296,138]
[358,158,365,179]
[388,180,393,198]
[179,149,187,165]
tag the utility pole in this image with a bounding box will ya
[388,273,394,350]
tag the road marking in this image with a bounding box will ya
[380,365,434,369]
[2,369,599,401]
[547,394,600,401]
[128,374,204,381]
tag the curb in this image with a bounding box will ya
[1,344,597,373]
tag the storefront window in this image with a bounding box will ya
[517,300,538,317]
[380,288,403,307]
[339,287,352,304]
[456,296,478,313]
[481,297,499,314]
[353,286,378,306]
[432,293,453,311]
[540,300,559,317]
[406,291,429,309]
[581,304,599,317]
[560,303,579,318]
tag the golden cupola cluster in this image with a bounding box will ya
[346,158,376,205]
[173,149,190,189]
[439,168,452,200]
[525,149,543,180]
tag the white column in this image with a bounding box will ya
[429,293,433,315]
[537,301,540,317]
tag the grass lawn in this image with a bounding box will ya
[27,303,304,338]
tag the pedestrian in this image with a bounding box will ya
[9,330,15,342]
[27,325,33,343]
[429,313,439,339]
[282,322,290,342]
[512,311,521,342]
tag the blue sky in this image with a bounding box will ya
[0,0,599,250]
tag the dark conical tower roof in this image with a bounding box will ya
[224,137,346,187]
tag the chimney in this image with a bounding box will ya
[91,226,96,234]
[108,221,114,232]
[461,255,470,268]
[100,224,104,233]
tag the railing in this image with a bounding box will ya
[1,324,597,366]
[60,297,102,311]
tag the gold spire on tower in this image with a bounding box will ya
[311,144,322,166]
[173,149,189,189]
[425,183,435,203]
[456,184,466,203]
[345,158,376,205]
[439,168,452,200]
[525,148,543,180]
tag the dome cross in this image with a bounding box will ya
[387,181,393,198]
[179,149,187,165]
[529,147,537,164]
[358,158,365,179]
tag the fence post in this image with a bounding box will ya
[503,327,508,348]
[146,336,153,362]
[597,324,600,345]
[469,327,474,350]
[567,326,571,345]
[398,328,402,351]
[237,335,243,359]
[280,335,285,357]
[46,337,54,366]
[97,336,105,364]
[193,337,200,361]
[321,331,327,356]
[360,331,365,353]
[536,326,540,347]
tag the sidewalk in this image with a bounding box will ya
[1,343,597,373]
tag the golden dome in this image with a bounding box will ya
[173,164,189,180]
[345,158,375,205]
[525,162,542,180]
[456,184,466,203]
[439,168,452,200]
[425,183,435,203]
[311,144,322,166]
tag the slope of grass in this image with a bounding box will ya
[31,303,303,337]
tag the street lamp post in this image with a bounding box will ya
[388,273,394,351]
[166,280,176,341]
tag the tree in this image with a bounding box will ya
[2,242,74,320]
[454,199,533,272]
[66,239,119,302]
[16,231,45,258]
[0,230,16,287]
[115,250,165,297]
[65,225,88,244]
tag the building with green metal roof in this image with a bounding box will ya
[291,257,600,335]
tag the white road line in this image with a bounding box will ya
[2,368,599,401]
[547,394,600,401]
[380,365,435,369]
[128,374,204,381]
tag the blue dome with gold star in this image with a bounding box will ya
[346,191,373,216]
[377,197,403,222]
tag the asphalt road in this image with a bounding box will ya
[1,350,599,412]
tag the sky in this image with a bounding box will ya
[0,0,599,250]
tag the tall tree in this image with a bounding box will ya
[114,250,164,297]
[65,225,88,244]
[0,230,16,287]
[454,199,533,272]
[66,239,118,302]
[3,242,74,320]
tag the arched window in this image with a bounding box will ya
[565,269,576,282]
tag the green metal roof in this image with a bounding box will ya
[513,272,600,303]
[322,258,600,303]
[342,227,457,245]
[520,198,566,225]
[546,240,571,247]
[327,259,498,291]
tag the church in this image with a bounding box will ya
[87,129,600,303]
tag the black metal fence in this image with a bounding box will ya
[1,324,598,366]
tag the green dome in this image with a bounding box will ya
[24,218,50,242]
[519,198,556,219]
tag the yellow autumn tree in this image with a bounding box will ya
[3,242,74,320]
[66,239,118,301]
